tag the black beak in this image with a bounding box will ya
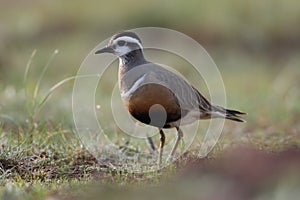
[95,46,114,54]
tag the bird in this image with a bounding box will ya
[95,31,246,166]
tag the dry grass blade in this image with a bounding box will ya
[33,49,59,100]
[23,50,37,114]
[32,74,99,119]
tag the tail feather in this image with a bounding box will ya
[211,105,247,122]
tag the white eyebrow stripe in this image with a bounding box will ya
[114,36,143,49]
[121,73,147,99]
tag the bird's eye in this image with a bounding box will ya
[117,40,126,46]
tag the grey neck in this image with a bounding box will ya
[119,49,148,72]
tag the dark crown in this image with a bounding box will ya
[110,31,142,44]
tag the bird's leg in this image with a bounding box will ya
[167,127,183,162]
[158,128,166,166]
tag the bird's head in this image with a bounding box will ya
[95,31,143,57]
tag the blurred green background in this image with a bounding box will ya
[1,0,299,122]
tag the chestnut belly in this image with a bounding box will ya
[122,84,186,128]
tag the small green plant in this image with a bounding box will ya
[18,49,96,134]
[0,49,79,142]
[23,49,65,124]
